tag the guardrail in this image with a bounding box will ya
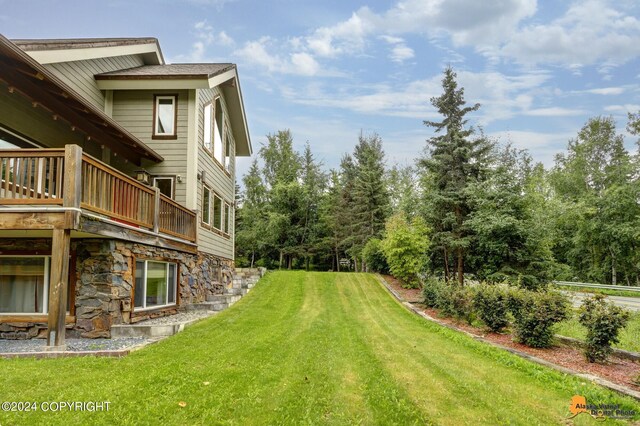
[553,281,640,293]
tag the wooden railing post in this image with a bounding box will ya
[153,186,161,234]
[46,144,82,350]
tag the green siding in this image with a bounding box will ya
[196,88,236,259]
[43,55,144,110]
[111,90,189,205]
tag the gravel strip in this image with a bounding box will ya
[0,337,150,353]
[136,310,216,325]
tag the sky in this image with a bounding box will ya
[2,0,640,179]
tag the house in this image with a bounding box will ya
[0,35,252,348]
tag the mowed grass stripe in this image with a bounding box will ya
[0,271,638,425]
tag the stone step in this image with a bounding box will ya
[186,302,228,312]
[206,294,241,304]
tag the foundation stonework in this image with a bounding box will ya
[0,238,233,339]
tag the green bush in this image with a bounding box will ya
[381,213,430,288]
[421,277,444,308]
[473,284,510,332]
[436,284,475,324]
[507,288,568,348]
[362,238,389,273]
[578,294,630,363]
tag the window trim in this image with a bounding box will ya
[152,94,178,139]
[152,175,176,199]
[223,202,231,235]
[0,255,50,315]
[201,184,212,227]
[132,259,178,312]
[212,192,223,231]
[203,101,213,153]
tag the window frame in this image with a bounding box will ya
[212,192,223,231]
[201,184,211,226]
[224,131,232,174]
[213,96,224,165]
[152,94,178,139]
[152,176,175,199]
[223,202,231,235]
[203,102,213,153]
[133,259,178,312]
[0,255,50,315]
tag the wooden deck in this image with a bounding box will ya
[0,145,197,243]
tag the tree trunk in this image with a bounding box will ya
[279,250,283,270]
[251,250,255,268]
[457,247,464,286]
[354,256,358,272]
[610,249,616,285]
[306,256,310,271]
[335,247,340,272]
[443,247,450,283]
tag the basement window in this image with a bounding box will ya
[134,260,177,310]
[153,95,177,138]
[0,257,49,314]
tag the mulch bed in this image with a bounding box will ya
[382,275,640,391]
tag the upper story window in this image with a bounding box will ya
[153,95,177,139]
[203,103,213,152]
[153,176,175,199]
[224,132,231,173]
[213,97,224,164]
[202,184,211,225]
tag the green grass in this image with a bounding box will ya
[556,310,640,353]
[1,271,638,425]
[553,284,640,299]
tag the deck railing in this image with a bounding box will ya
[0,149,65,204]
[0,146,197,243]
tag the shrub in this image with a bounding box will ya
[473,284,510,332]
[362,238,388,273]
[421,277,444,308]
[507,288,568,348]
[381,213,430,288]
[578,294,630,363]
[437,284,475,324]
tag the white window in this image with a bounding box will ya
[203,103,213,152]
[154,95,176,137]
[202,185,211,225]
[213,193,222,230]
[224,133,231,172]
[213,97,224,163]
[134,260,177,310]
[0,257,50,314]
[153,176,174,199]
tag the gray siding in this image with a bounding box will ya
[196,88,236,259]
[111,90,189,205]
[43,55,144,110]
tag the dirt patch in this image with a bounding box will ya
[383,276,640,392]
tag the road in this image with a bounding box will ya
[562,291,640,312]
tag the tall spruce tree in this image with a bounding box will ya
[420,67,492,285]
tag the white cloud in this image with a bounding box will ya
[499,0,640,68]
[525,107,588,117]
[234,38,327,76]
[173,21,235,62]
[489,130,575,166]
[379,35,415,63]
[604,104,640,113]
[585,87,626,95]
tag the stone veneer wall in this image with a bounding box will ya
[0,238,233,339]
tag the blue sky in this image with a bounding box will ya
[2,0,640,178]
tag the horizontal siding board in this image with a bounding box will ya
[43,55,144,110]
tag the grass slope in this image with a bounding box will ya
[0,272,638,425]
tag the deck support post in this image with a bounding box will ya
[46,144,82,350]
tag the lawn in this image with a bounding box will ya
[0,271,638,425]
[557,310,640,353]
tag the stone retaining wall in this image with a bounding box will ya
[0,238,234,339]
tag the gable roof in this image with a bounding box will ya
[0,34,163,164]
[12,37,164,65]
[96,64,253,157]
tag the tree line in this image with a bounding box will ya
[236,67,640,287]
